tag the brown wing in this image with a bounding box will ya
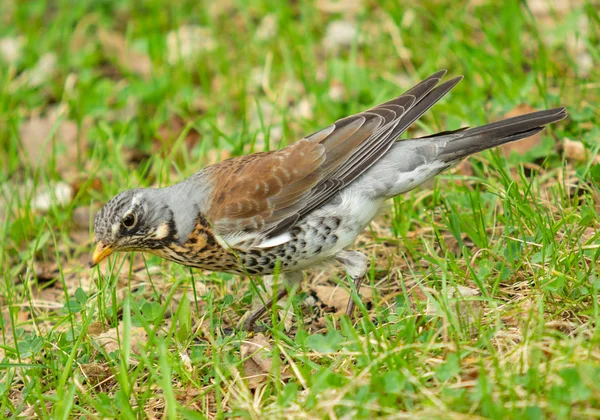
[206,70,462,239]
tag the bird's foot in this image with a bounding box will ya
[241,288,289,332]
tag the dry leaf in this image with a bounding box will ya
[155,114,202,154]
[17,310,30,323]
[19,109,85,174]
[323,20,359,52]
[122,146,151,165]
[328,80,346,102]
[207,0,236,19]
[0,36,23,64]
[579,227,597,245]
[88,321,105,336]
[311,284,372,313]
[34,261,60,282]
[32,181,73,211]
[499,105,541,156]
[98,29,152,79]
[166,25,216,65]
[31,283,64,308]
[1,179,74,221]
[71,176,105,198]
[205,148,232,166]
[528,0,592,76]
[292,98,313,120]
[563,138,600,164]
[180,352,193,373]
[317,0,363,15]
[80,363,112,385]
[72,206,93,230]
[426,285,483,331]
[92,326,148,355]
[18,398,53,419]
[255,15,278,41]
[28,53,57,87]
[241,333,272,389]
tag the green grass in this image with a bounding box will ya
[1,0,600,418]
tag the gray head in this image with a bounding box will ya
[92,188,177,266]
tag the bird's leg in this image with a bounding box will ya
[345,275,364,317]
[335,250,369,318]
[243,287,289,331]
[242,271,303,331]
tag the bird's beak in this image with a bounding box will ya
[91,241,114,267]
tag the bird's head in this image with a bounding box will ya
[91,189,177,266]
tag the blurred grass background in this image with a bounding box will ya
[1,0,599,418]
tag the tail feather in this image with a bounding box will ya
[349,107,567,199]
[432,107,567,162]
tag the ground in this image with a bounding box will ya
[1,0,599,418]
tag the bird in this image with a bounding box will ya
[92,70,567,330]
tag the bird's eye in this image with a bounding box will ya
[122,213,137,229]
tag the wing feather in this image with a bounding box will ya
[205,70,461,244]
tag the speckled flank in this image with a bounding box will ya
[151,213,346,276]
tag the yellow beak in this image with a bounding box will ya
[91,241,114,267]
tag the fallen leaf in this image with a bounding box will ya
[103,95,138,122]
[207,1,236,19]
[92,325,148,355]
[323,20,360,52]
[249,98,278,128]
[31,284,64,309]
[19,109,86,174]
[122,146,151,165]
[205,148,232,166]
[1,179,75,222]
[70,231,92,257]
[31,181,73,211]
[33,261,60,282]
[579,227,597,245]
[71,206,93,230]
[255,15,278,41]
[574,51,593,77]
[97,29,152,79]
[87,321,105,336]
[180,351,193,373]
[71,177,104,197]
[155,114,202,155]
[292,98,313,120]
[426,285,483,332]
[17,397,53,419]
[311,284,372,313]
[240,333,272,389]
[563,138,587,161]
[80,363,112,385]
[175,385,206,410]
[0,36,23,64]
[166,25,216,65]
[328,80,346,102]
[563,138,600,164]
[528,0,592,76]
[28,53,57,87]
[317,0,363,15]
[17,310,30,323]
[499,105,541,156]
